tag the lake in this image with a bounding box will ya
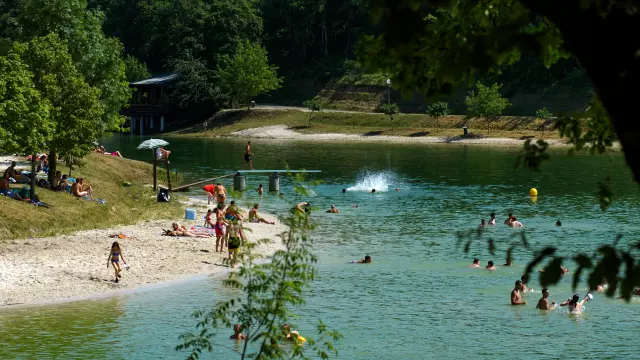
[2,135,639,359]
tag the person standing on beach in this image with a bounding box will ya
[214,183,227,205]
[511,280,527,305]
[227,220,244,268]
[203,184,216,205]
[245,141,253,170]
[107,242,127,283]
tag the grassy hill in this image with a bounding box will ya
[0,154,183,239]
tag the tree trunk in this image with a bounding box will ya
[436,117,439,132]
[30,153,37,201]
[308,112,312,127]
[165,159,172,192]
[47,150,57,185]
[520,0,640,183]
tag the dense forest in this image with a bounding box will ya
[88,0,592,115]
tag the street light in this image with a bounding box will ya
[386,79,391,105]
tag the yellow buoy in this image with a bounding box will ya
[529,188,538,197]
[530,196,538,204]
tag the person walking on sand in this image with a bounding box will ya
[245,141,253,170]
[227,220,243,268]
[107,242,127,283]
[511,280,527,305]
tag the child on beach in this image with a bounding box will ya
[107,242,127,283]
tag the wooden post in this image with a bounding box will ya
[165,159,172,191]
[152,150,157,192]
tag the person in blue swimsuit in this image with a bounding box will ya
[107,242,127,283]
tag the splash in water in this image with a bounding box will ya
[347,170,399,192]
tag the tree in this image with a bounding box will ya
[535,107,553,138]
[177,186,341,359]
[3,0,131,181]
[465,82,510,134]
[12,34,104,184]
[426,101,450,132]
[218,40,282,109]
[168,55,225,109]
[358,0,640,299]
[123,54,150,82]
[0,52,52,199]
[380,103,399,131]
[303,98,323,127]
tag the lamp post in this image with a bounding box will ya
[386,79,391,105]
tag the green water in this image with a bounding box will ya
[2,135,640,359]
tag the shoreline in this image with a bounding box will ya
[0,198,286,308]
[220,125,573,147]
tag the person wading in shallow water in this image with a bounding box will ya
[245,141,253,170]
[511,280,527,305]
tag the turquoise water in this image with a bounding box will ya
[2,135,640,359]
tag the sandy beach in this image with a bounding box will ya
[0,199,286,307]
[229,125,572,146]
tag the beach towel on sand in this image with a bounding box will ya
[191,226,216,234]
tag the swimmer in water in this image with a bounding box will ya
[342,188,346,193]
[395,188,400,192]
[504,213,513,225]
[354,255,372,264]
[560,293,592,314]
[520,274,530,292]
[371,189,376,193]
[479,219,486,228]
[230,324,247,340]
[257,184,264,196]
[470,258,481,268]
[536,288,557,310]
[508,216,524,228]
[538,266,569,275]
[556,220,562,226]
[511,280,527,305]
[326,205,340,213]
[486,260,496,271]
[488,213,496,226]
[353,204,358,208]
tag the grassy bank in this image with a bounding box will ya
[174,109,560,140]
[0,154,183,239]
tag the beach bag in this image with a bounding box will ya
[157,188,171,202]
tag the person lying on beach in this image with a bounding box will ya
[486,260,496,270]
[257,184,264,196]
[167,223,212,238]
[352,255,372,264]
[511,280,527,305]
[326,205,340,213]
[488,213,496,225]
[230,324,247,340]
[469,258,481,268]
[559,293,592,314]
[536,288,557,310]
[107,241,127,283]
[249,204,275,224]
[71,178,93,197]
[0,173,23,200]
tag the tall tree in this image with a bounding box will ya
[0,52,52,199]
[12,34,104,182]
[218,41,282,108]
[465,82,511,134]
[123,54,150,82]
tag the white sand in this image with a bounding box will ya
[230,125,571,146]
[0,199,286,307]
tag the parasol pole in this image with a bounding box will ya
[165,158,171,191]
[152,149,157,192]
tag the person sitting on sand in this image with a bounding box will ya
[214,183,227,205]
[536,288,557,310]
[168,223,212,238]
[155,146,171,161]
[248,203,275,224]
[504,213,513,225]
[326,205,340,213]
[205,209,216,227]
[511,280,527,305]
[107,241,127,283]
[71,178,93,197]
[507,216,524,228]
[226,201,243,221]
[486,260,496,270]
[257,184,264,196]
[354,255,372,264]
[470,258,481,268]
[230,324,247,340]
[559,293,593,314]
[488,213,497,225]
[3,161,29,183]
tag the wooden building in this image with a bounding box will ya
[121,73,177,135]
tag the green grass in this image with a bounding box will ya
[174,109,561,140]
[0,153,183,240]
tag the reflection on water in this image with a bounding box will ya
[1,135,640,359]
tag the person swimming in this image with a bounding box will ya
[560,293,593,314]
[486,260,496,270]
[508,216,524,227]
[352,255,372,264]
[230,324,247,340]
[511,280,527,305]
[556,220,562,226]
[326,205,339,213]
[371,189,376,193]
[488,213,496,225]
[504,213,513,225]
[342,188,346,193]
[470,258,481,268]
[536,288,557,310]
[479,219,486,227]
